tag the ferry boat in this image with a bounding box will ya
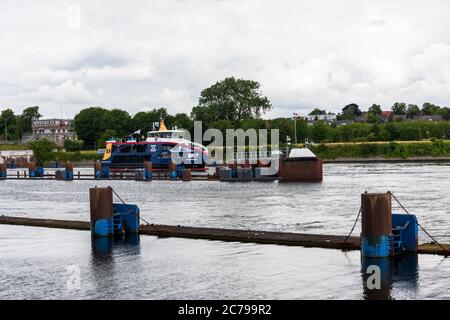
[101,119,208,171]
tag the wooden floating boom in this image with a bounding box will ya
[0,215,448,256]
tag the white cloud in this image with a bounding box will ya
[1,0,450,118]
[3,80,97,109]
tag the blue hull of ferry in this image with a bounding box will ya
[102,142,207,170]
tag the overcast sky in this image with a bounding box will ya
[1,0,450,119]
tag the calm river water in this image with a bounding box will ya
[0,163,449,299]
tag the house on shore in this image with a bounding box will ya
[22,118,77,146]
[413,115,444,122]
[305,114,337,125]
[381,111,393,123]
[393,114,408,121]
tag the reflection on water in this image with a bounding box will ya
[90,235,142,298]
[0,225,449,299]
[91,237,114,257]
[361,254,419,300]
[91,234,141,258]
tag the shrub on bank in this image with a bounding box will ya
[64,139,84,152]
[310,140,450,159]
[54,151,101,163]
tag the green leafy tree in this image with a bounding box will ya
[132,107,168,133]
[97,129,118,147]
[406,104,420,119]
[295,118,309,144]
[190,105,217,129]
[30,138,58,164]
[311,121,331,143]
[0,109,19,141]
[436,107,450,120]
[367,104,382,123]
[74,107,109,146]
[385,122,400,140]
[421,102,440,115]
[268,118,294,144]
[191,77,272,126]
[308,108,326,116]
[397,122,422,140]
[239,118,266,131]
[17,106,41,137]
[341,103,362,120]
[210,119,234,136]
[64,139,84,151]
[335,123,372,142]
[166,113,193,132]
[101,109,132,137]
[369,104,382,115]
[367,113,381,123]
[391,102,407,115]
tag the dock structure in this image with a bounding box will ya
[0,148,325,182]
[0,215,448,256]
[1,169,210,181]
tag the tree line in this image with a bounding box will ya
[73,77,272,146]
[72,76,450,146]
[309,102,450,122]
[2,77,450,147]
[0,106,41,141]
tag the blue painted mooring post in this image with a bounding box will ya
[169,161,177,180]
[144,161,152,181]
[89,187,114,237]
[94,161,102,179]
[0,163,6,179]
[361,192,393,258]
[28,161,36,178]
[28,161,43,178]
[95,160,110,179]
[113,203,140,234]
[64,161,74,180]
[392,213,419,253]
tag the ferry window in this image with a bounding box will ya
[162,145,171,150]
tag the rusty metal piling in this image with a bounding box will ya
[89,187,114,237]
[168,162,177,180]
[182,168,192,181]
[361,192,392,258]
[144,161,152,180]
[0,163,6,179]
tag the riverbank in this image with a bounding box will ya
[53,150,100,163]
[323,156,450,163]
[310,140,450,160]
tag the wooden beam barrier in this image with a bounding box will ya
[0,215,448,256]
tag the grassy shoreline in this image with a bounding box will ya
[310,140,450,160]
[323,156,450,163]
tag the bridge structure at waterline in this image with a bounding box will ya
[0,215,448,256]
